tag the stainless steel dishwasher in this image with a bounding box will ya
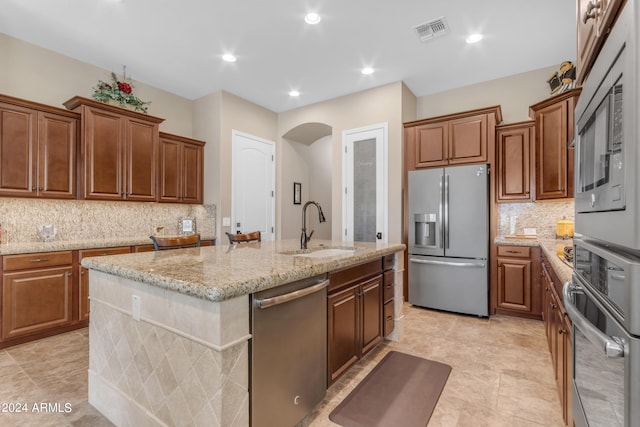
[251,274,328,427]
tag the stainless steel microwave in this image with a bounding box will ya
[574,2,640,251]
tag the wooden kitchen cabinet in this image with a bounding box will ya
[496,245,542,319]
[496,121,534,202]
[577,0,625,84]
[0,95,78,199]
[404,106,502,170]
[529,88,581,200]
[64,96,163,201]
[328,259,383,385]
[78,246,131,321]
[382,255,395,337]
[158,132,205,204]
[541,254,573,426]
[1,251,74,341]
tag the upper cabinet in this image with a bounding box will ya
[496,121,535,203]
[404,106,502,170]
[529,88,581,200]
[0,95,78,199]
[158,132,205,204]
[64,96,163,202]
[577,0,625,84]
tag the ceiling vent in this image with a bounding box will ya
[413,17,449,42]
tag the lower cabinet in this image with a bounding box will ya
[78,247,132,321]
[328,259,383,385]
[496,245,542,319]
[541,254,573,427]
[1,251,74,341]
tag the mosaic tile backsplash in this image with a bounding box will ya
[498,200,574,238]
[0,198,215,243]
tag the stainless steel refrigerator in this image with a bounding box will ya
[408,164,489,317]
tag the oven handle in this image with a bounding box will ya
[563,281,625,358]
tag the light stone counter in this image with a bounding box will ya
[82,239,405,302]
[0,234,216,255]
[84,239,406,427]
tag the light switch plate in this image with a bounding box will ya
[223,217,231,227]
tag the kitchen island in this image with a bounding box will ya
[81,239,405,427]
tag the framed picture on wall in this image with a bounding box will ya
[293,182,301,205]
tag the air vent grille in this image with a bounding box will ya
[413,17,449,42]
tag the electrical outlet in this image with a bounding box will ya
[132,295,141,321]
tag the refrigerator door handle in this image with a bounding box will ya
[409,258,486,268]
[444,174,450,249]
[439,175,444,249]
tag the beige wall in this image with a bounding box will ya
[0,33,193,136]
[280,135,332,240]
[416,65,557,124]
[278,82,406,243]
[192,90,279,240]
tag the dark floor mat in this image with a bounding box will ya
[329,351,452,427]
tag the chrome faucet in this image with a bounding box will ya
[301,201,326,249]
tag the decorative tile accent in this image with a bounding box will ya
[89,301,248,427]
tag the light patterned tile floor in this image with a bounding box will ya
[0,304,564,426]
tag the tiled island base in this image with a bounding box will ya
[87,271,250,427]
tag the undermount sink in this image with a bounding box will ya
[294,248,356,258]
[279,247,356,257]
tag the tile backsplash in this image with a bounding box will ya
[0,198,215,243]
[498,200,574,238]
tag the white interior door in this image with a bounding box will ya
[232,130,275,241]
[342,123,388,243]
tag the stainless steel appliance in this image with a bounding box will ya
[564,238,640,427]
[574,1,640,251]
[564,279,640,427]
[408,164,489,317]
[251,275,328,427]
[568,4,640,425]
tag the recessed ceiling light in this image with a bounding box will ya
[222,53,237,62]
[361,67,374,75]
[304,12,321,25]
[289,90,300,97]
[465,33,483,44]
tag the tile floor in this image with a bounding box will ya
[0,304,564,427]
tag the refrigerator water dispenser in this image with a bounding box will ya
[414,213,436,247]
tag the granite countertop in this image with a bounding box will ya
[81,239,406,302]
[0,234,217,255]
[495,235,573,283]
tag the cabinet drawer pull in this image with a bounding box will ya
[29,258,51,263]
[385,284,393,288]
[386,315,393,321]
[505,250,520,254]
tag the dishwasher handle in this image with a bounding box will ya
[255,279,329,309]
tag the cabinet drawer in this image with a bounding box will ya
[79,246,131,260]
[3,251,73,272]
[329,259,382,293]
[497,245,531,258]
[383,300,394,337]
[383,270,394,303]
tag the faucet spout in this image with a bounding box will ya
[301,201,326,249]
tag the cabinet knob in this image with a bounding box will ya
[558,328,566,335]
[67,272,72,277]
[550,302,557,309]
[32,186,36,191]
[38,187,44,191]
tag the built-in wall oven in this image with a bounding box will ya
[574,1,640,251]
[564,239,640,427]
